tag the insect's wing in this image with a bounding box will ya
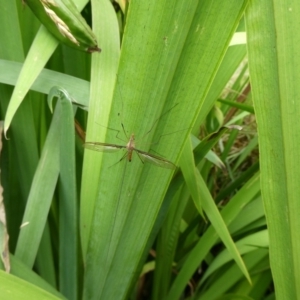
[84,142,125,153]
[136,150,177,169]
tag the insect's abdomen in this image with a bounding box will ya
[128,150,133,162]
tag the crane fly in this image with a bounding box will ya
[84,102,181,169]
[84,123,177,169]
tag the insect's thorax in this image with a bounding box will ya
[126,134,136,151]
[126,134,135,162]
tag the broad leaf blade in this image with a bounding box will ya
[246,0,300,298]
[83,0,250,299]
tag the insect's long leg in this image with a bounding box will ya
[141,103,179,139]
[118,150,128,163]
[114,73,129,141]
[121,123,129,140]
[135,151,145,165]
[74,119,86,142]
[137,127,189,157]
[108,150,128,169]
[95,122,127,143]
[144,147,166,158]
[150,127,190,147]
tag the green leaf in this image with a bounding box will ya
[195,171,251,283]
[218,98,255,114]
[198,249,268,300]
[202,230,269,282]
[80,0,120,258]
[180,137,204,218]
[24,0,100,52]
[2,255,64,298]
[3,0,90,135]
[167,173,260,300]
[82,0,250,299]
[246,0,300,298]
[15,105,60,267]
[0,270,65,300]
[0,59,89,109]
[49,87,78,299]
